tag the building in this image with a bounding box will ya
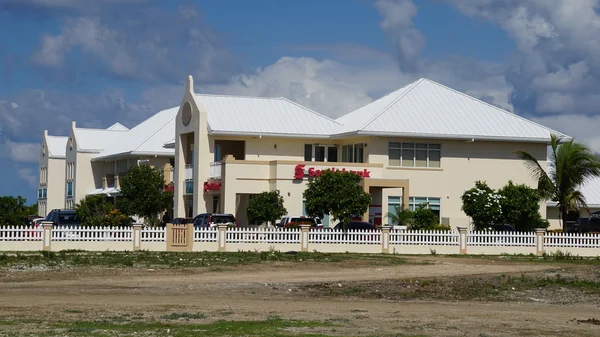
[38,131,68,216]
[170,76,567,228]
[38,109,177,217]
[547,176,600,227]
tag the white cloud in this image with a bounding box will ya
[16,168,37,189]
[531,114,600,153]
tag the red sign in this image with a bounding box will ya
[293,164,370,179]
[203,181,221,192]
[163,183,174,193]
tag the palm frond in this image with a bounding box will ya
[514,149,554,200]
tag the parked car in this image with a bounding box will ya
[490,224,516,232]
[192,213,238,228]
[334,221,376,231]
[171,217,193,225]
[279,216,323,229]
[571,217,600,233]
[45,209,80,226]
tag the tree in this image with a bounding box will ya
[0,196,29,226]
[303,170,371,227]
[119,165,172,224]
[246,190,287,226]
[386,205,413,226]
[76,194,131,226]
[27,202,38,216]
[411,204,439,230]
[497,181,548,231]
[516,134,600,228]
[461,181,503,230]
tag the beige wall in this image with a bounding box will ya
[38,136,66,216]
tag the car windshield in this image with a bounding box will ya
[59,212,79,224]
[211,215,235,224]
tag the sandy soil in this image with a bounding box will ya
[1,256,599,337]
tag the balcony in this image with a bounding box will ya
[209,162,222,179]
[169,167,174,183]
[184,164,193,181]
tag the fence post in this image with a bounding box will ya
[217,224,228,251]
[457,227,468,254]
[132,224,142,251]
[300,224,311,252]
[41,222,53,251]
[381,225,391,254]
[534,228,546,256]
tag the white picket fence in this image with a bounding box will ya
[390,230,458,246]
[227,227,301,244]
[2,226,600,251]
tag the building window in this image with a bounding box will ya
[67,162,75,180]
[388,142,441,168]
[66,199,74,210]
[387,196,441,223]
[40,167,48,185]
[409,197,441,220]
[66,181,73,197]
[341,144,365,163]
[303,144,338,162]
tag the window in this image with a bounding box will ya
[214,144,221,162]
[303,144,338,162]
[185,181,193,194]
[342,144,365,163]
[66,181,73,197]
[388,142,441,168]
[388,196,441,223]
[387,196,402,225]
[302,199,330,227]
[67,162,75,180]
[409,197,441,220]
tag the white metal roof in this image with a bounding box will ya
[75,128,128,152]
[194,94,341,137]
[93,107,178,160]
[46,135,68,158]
[106,122,129,131]
[334,78,568,142]
[547,177,600,208]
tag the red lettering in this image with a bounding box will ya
[293,164,305,179]
[293,165,370,179]
[308,167,316,176]
[358,171,364,177]
[363,169,371,178]
[315,169,322,177]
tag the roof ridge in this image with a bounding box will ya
[76,127,128,132]
[195,93,281,100]
[419,78,569,137]
[130,112,178,153]
[279,97,342,125]
[358,78,424,131]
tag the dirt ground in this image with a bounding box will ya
[1,256,600,336]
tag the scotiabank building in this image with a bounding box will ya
[167,76,561,228]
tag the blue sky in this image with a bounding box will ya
[1,0,600,205]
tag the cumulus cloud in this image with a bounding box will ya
[531,114,600,154]
[16,168,38,189]
[31,5,237,84]
[374,0,425,72]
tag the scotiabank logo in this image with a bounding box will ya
[293,164,370,179]
[203,181,221,192]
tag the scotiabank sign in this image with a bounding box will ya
[293,164,370,179]
[203,181,221,192]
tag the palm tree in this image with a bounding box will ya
[386,205,413,226]
[516,134,600,228]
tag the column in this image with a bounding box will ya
[381,225,391,254]
[217,224,228,251]
[300,224,311,252]
[534,228,546,256]
[132,224,142,251]
[42,222,53,251]
[457,226,468,255]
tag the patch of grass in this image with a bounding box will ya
[43,319,342,337]
[0,250,417,269]
[160,312,208,320]
[444,253,600,265]
[63,309,83,313]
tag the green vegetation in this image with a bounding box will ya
[0,196,36,226]
[386,204,449,230]
[75,194,131,227]
[119,164,173,225]
[0,250,415,269]
[246,190,287,226]
[516,134,600,228]
[303,170,371,226]
[461,180,548,230]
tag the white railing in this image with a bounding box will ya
[209,162,222,179]
[545,232,600,248]
[390,230,458,246]
[142,226,166,242]
[467,231,535,247]
[184,164,193,181]
[51,226,133,241]
[0,225,42,241]
[310,229,381,244]
[227,227,301,244]
[169,168,174,183]
[194,227,218,242]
